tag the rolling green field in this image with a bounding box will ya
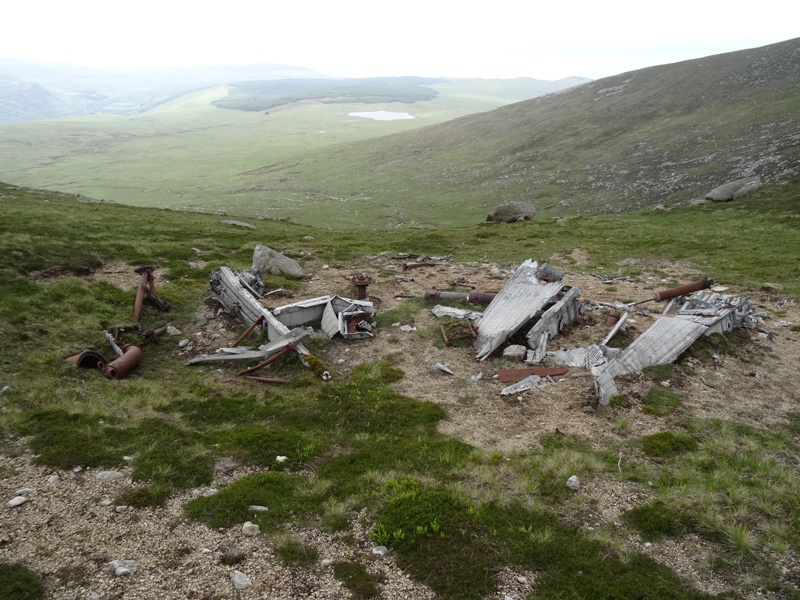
[0,79,560,220]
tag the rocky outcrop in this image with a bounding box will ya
[252,245,304,278]
[486,202,537,223]
[705,177,761,202]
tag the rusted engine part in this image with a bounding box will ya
[237,268,267,298]
[133,265,170,322]
[66,344,143,379]
[439,319,478,346]
[424,289,497,305]
[629,278,714,307]
[101,344,143,379]
[347,274,372,300]
[474,260,566,361]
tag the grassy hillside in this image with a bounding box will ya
[1,180,799,599]
[227,37,800,227]
[0,78,570,215]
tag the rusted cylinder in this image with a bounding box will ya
[652,278,714,302]
[144,324,170,343]
[466,290,497,305]
[605,310,622,326]
[101,344,142,379]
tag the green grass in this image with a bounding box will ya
[1,180,800,598]
[0,563,44,600]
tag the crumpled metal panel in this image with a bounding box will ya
[592,316,706,405]
[603,317,708,378]
[674,292,755,334]
[525,285,581,351]
[474,260,564,360]
[320,297,376,339]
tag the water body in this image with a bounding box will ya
[347,111,415,121]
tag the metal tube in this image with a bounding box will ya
[101,344,142,379]
[653,278,714,302]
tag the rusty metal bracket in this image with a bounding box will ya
[439,319,478,346]
[133,265,170,321]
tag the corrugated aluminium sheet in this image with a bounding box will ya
[474,260,564,360]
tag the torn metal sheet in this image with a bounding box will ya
[432,305,483,321]
[525,285,581,352]
[674,292,756,334]
[500,375,544,396]
[426,363,455,375]
[474,260,565,361]
[185,327,313,365]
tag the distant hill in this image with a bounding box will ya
[229,37,800,226]
[0,73,77,122]
[0,60,325,122]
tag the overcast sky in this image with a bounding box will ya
[3,1,797,80]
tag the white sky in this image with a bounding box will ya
[3,1,798,80]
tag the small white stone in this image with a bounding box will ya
[115,567,131,576]
[100,499,113,506]
[516,576,528,584]
[96,470,124,482]
[275,456,288,463]
[7,496,27,507]
[321,559,335,567]
[372,546,389,556]
[231,570,252,590]
[566,475,580,491]
[115,505,129,513]
[15,488,33,495]
[242,521,261,536]
[46,475,60,486]
[248,505,268,512]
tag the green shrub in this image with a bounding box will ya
[0,563,44,600]
[642,431,698,458]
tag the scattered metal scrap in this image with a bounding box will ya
[439,319,478,346]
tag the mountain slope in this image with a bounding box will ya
[232,38,800,227]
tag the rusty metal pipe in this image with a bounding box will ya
[101,344,142,379]
[143,324,170,343]
[133,270,149,322]
[403,262,438,270]
[652,278,714,302]
[231,316,264,348]
[241,376,290,384]
[237,344,294,377]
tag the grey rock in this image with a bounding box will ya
[252,244,305,279]
[248,505,269,513]
[372,546,389,556]
[705,177,760,202]
[96,471,124,482]
[761,282,784,292]
[46,475,60,485]
[486,202,537,223]
[213,456,241,474]
[221,219,256,229]
[502,345,528,360]
[321,558,335,567]
[302,235,316,241]
[231,570,252,590]
[566,475,580,491]
[15,488,33,495]
[109,560,139,576]
[7,496,28,507]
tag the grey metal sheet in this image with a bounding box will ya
[474,260,564,360]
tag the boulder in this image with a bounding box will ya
[252,245,304,279]
[486,202,536,223]
[705,177,760,202]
